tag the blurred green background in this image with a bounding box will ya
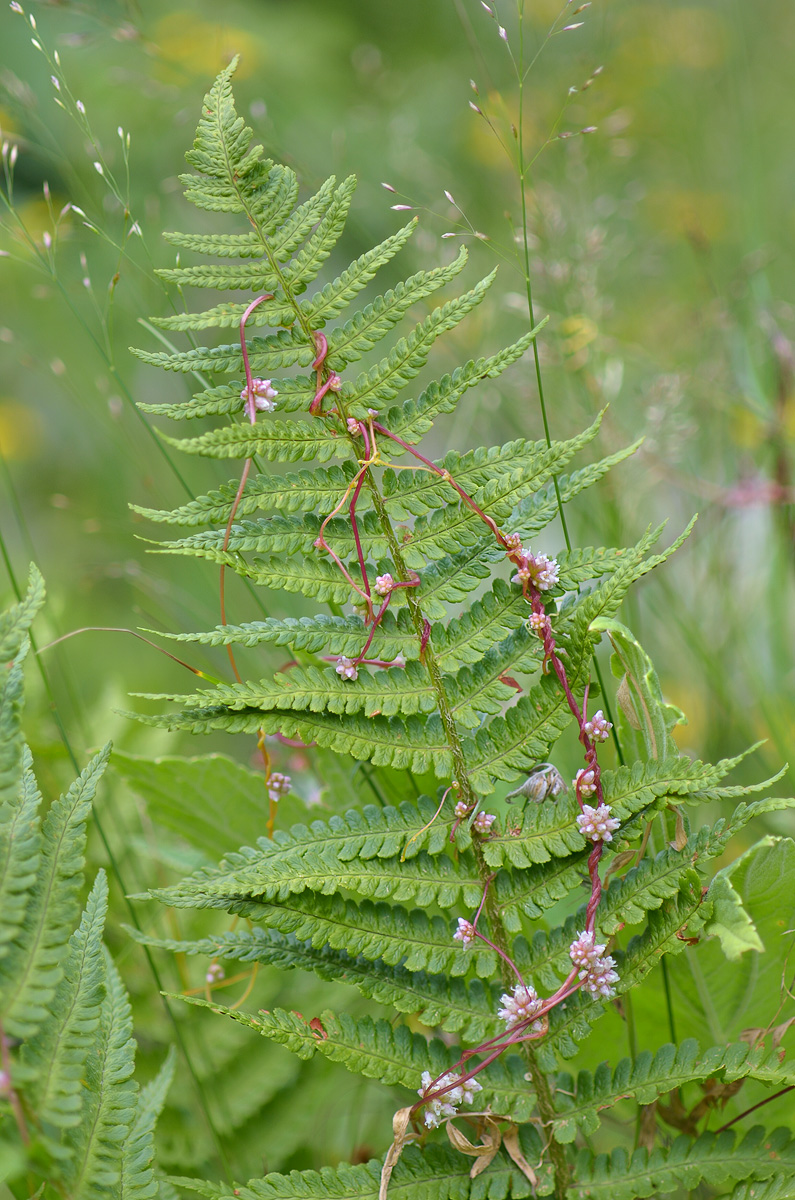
[1,0,794,1182]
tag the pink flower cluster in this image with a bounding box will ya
[569,930,620,999]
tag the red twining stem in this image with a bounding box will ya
[350,422,372,602]
[372,422,510,547]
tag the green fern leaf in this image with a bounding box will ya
[552,1039,795,1144]
[569,1124,794,1199]
[119,1047,176,1199]
[300,218,417,325]
[131,927,503,1044]
[132,462,366,526]
[0,744,111,1039]
[172,998,538,1122]
[21,869,108,1135]
[340,271,497,416]
[62,950,138,1199]
[385,327,545,445]
[170,1136,548,1200]
[0,562,45,662]
[149,608,419,663]
[0,750,41,959]
[131,327,312,375]
[325,246,469,368]
[159,417,345,463]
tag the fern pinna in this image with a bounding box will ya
[0,568,174,1197]
[131,63,795,1199]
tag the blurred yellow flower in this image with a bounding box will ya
[0,400,41,461]
[730,405,766,449]
[644,188,728,242]
[153,13,262,78]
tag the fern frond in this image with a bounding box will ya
[131,927,503,1044]
[0,562,45,662]
[174,998,538,1122]
[149,608,419,662]
[300,218,418,324]
[0,743,111,1039]
[325,246,469,367]
[158,416,345,462]
[62,950,138,1199]
[132,462,366,526]
[552,1039,795,1144]
[385,328,544,445]
[144,795,457,900]
[134,705,453,778]
[131,328,312,375]
[569,1124,794,1199]
[119,1046,176,1199]
[340,272,497,416]
[170,1137,547,1200]
[21,869,108,1136]
[417,446,641,616]
[0,749,41,957]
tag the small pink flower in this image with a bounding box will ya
[242,378,278,412]
[568,930,619,998]
[576,804,620,843]
[497,983,542,1028]
[512,549,559,591]
[374,573,394,597]
[268,771,291,801]
[527,612,547,635]
[205,961,225,985]
[575,767,597,798]
[584,710,612,743]
[347,417,360,435]
[473,811,496,834]
[453,917,476,948]
[454,800,471,819]
[335,656,358,681]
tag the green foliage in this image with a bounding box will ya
[0,573,171,1197]
[127,62,795,1200]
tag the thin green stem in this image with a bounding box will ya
[517,6,571,557]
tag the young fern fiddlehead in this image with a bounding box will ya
[129,61,795,1200]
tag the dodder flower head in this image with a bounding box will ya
[335,656,358,681]
[512,548,559,591]
[347,417,360,435]
[569,931,619,998]
[453,917,476,948]
[584,709,612,742]
[577,803,620,843]
[453,800,471,819]
[374,573,394,597]
[418,1071,481,1129]
[268,771,291,801]
[473,811,496,834]
[242,378,278,412]
[205,961,225,985]
[575,767,597,797]
[497,983,542,1029]
[528,611,547,635]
